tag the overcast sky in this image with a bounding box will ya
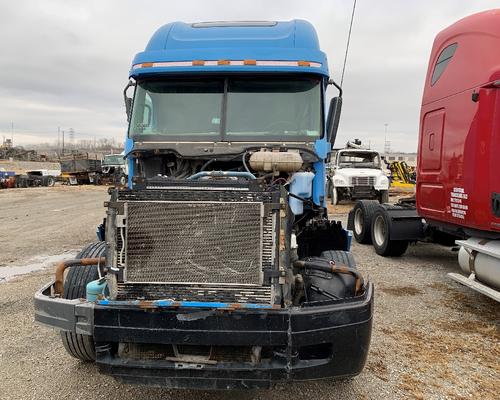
[0,0,497,151]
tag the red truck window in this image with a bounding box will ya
[431,43,458,85]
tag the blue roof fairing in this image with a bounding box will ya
[130,20,329,78]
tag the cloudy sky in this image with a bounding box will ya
[0,0,497,151]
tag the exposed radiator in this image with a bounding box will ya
[124,201,273,285]
[114,188,280,305]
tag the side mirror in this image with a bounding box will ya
[326,96,342,145]
[125,97,133,122]
[123,80,136,122]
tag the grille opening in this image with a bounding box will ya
[115,282,272,304]
[351,176,375,186]
[298,343,333,360]
[117,343,273,363]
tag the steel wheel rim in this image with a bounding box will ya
[354,208,363,234]
[373,215,386,246]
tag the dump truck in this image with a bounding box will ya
[34,20,373,389]
[349,10,500,302]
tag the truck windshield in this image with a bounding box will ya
[337,151,381,168]
[129,77,322,141]
[103,155,125,165]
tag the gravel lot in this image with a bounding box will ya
[0,187,498,400]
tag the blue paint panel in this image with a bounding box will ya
[97,299,276,310]
[130,20,329,78]
[312,137,331,206]
[124,137,134,189]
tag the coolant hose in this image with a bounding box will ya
[293,259,365,295]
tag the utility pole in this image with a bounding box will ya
[57,127,60,154]
[62,130,65,155]
[384,123,391,154]
[69,128,74,150]
[10,121,14,144]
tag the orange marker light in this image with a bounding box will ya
[192,60,205,66]
[243,59,257,65]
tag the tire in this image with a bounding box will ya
[331,186,339,205]
[320,250,357,269]
[378,190,389,204]
[304,250,358,299]
[371,209,408,256]
[352,200,379,244]
[120,175,127,186]
[47,176,55,187]
[60,241,106,362]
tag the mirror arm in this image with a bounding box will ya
[328,78,343,98]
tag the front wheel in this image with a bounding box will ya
[60,241,105,362]
[331,187,339,205]
[120,175,127,186]
[371,210,408,256]
[378,190,389,204]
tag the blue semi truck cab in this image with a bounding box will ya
[35,20,373,389]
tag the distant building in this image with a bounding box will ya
[382,152,418,167]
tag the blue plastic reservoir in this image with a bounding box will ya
[86,279,108,302]
[289,172,315,215]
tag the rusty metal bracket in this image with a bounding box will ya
[54,257,106,296]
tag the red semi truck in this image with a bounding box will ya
[349,9,500,301]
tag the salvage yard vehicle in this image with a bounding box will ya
[34,20,373,389]
[349,10,500,302]
[327,141,389,204]
[386,160,415,190]
[0,170,16,188]
[60,152,101,185]
[15,169,59,188]
[99,153,127,185]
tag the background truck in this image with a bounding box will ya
[349,10,500,302]
[14,169,59,188]
[99,153,127,185]
[327,140,389,204]
[0,170,16,188]
[34,20,373,389]
[60,152,101,185]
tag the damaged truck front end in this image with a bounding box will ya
[34,19,373,389]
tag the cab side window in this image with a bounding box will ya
[431,43,458,85]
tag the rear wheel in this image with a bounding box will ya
[371,210,408,256]
[352,200,379,244]
[60,241,105,362]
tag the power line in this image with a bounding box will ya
[340,0,357,87]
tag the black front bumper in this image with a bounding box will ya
[35,282,373,390]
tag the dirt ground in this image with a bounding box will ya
[0,187,498,400]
